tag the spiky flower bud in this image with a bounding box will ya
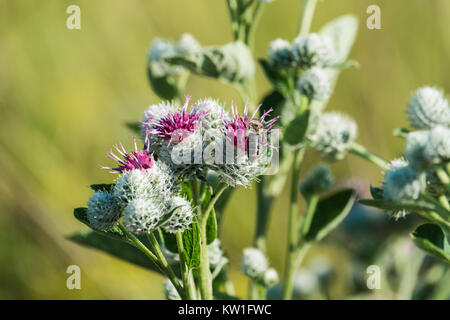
[175,33,201,56]
[240,248,268,279]
[310,112,358,161]
[267,38,295,70]
[123,198,166,234]
[296,67,331,101]
[162,196,194,234]
[162,279,181,300]
[405,131,430,171]
[263,268,279,287]
[208,239,225,268]
[424,125,450,165]
[383,160,425,208]
[87,192,123,230]
[192,98,230,129]
[113,162,177,204]
[407,87,450,130]
[292,33,335,68]
[219,41,255,81]
[299,164,334,196]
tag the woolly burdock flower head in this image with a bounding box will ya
[423,125,450,165]
[162,279,181,300]
[296,67,331,101]
[299,164,334,196]
[241,247,268,279]
[382,159,426,218]
[123,198,166,234]
[310,112,357,161]
[162,196,194,234]
[405,131,430,171]
[267,38,295,70]
[263,268,279,287]
[407,87,450,130]
[101,137,154,174]
[87,192,123,231]
[214,103,279,187]
[113,160,177,204]
[292,33,335,69]
[144,97,207,146]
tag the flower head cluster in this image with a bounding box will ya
[87,138,194,234]
[267,39,296,70]
[309,112,358,161]
[240,247,279,287]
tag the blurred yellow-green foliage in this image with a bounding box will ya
[0,0,449,299]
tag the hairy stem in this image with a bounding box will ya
[350,142,390,170]
[198,182,228,300]
[297,0,318,36]
[283,148,305,299]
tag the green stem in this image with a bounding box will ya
[350,142,390,170]
[254,179,275,253]
[176,232,196,299]
[300,194,319,236]
[198,182,228,300]
[147,232,186,299]
[297,0,318,36]
[282,148,305,300]
[435,167,450,194]
[118,223,186,299]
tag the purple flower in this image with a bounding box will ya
[223,102,279,152]
[101,137,154,173]
[144,97,208,145]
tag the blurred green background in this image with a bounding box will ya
[1,0,449,299]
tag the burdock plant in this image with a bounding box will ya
[70,0,449,301]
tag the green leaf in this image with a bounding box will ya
[258,59,290,97]
[73,207,127,241]
[206,208,218,244]
[125,122,141,135]
[67,231,164,274]
[90,184,114,193]
[283,109,310,146]
[158,229,178,253]
[304,189,356,242]
[320,15,359,63]
[147,63,185,100]
[182,222,201,269]
[261,90,296,126]
[359,198,449,218]
[369,185,384,200]
[410,224,450,264]
[313,15,358,113]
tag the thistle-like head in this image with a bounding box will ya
[87,192,123,231]
[240,247,268,280]
[296,67,331,101]
[267,38,295,70]
[407,87,450,130]
[292,33,335,68]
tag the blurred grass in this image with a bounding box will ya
[0,0,449,299]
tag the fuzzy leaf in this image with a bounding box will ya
[67,231,164,274]
[206,208,218,245]
[183,222,201,269]
[73,207,127,241]
[283,109,310,146]
[359,199,450,218]
[147,63,184,100]
[125,122,141,135]
[410,224,450,264]
[304,189,356,242]
[90,184,114,193]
